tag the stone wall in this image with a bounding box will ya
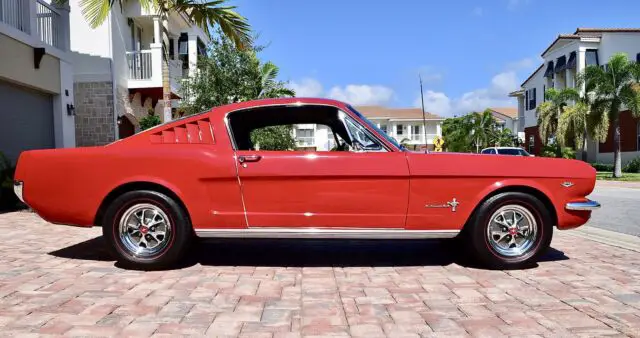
[74,81,116,147]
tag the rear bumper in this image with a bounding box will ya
[565,199,601,211]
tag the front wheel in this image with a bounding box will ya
[467,192,553,269]
[102,190,192,269]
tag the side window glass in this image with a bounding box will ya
[341,113,385,152]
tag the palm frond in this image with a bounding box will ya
[620,82,640,117]
[79,0,120,28]
[536,101,557,144]
[172,0,252,50]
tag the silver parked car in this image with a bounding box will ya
[481,147,533,156]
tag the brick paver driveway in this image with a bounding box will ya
[1,212,639,337]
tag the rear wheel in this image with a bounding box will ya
[102,190,191,269]
[467,192,552,269]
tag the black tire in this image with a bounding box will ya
[102,190,191,269]
[466,192,553,269]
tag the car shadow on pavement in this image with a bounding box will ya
[48,236,569,270]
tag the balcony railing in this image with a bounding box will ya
[36,0,62,49]
[127,50,154,80]
[296,137,315,147]
[0,0,29,33]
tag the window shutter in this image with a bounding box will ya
[533,88,537,108]
[525,90,529,110]
[637,53,640,63]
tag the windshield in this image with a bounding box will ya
[497,148,529,156]
[347,105,405,151]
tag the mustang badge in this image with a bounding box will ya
[425,198,460,212]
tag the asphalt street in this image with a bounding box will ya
[586,183,640,237]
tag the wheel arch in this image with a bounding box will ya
[463,184,558,232]
[94,181,191,227]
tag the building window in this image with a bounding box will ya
[586,49,599,67]
[526,88,536,111]
[636,53,640,63]
[528,135,535,153]
[396,124,404,136]
[380,125,388,134]
[525,90,529,110]
[295,128,315,147]
[410,125,421,141]
[543,85,546,102]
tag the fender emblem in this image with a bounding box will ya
[425,198,459,212]
[561,181,574,188]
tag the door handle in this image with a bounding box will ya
[238,154,262,163]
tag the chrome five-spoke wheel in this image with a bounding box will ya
[486,204,538,257]
[118,203,172,257]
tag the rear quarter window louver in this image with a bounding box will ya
[149,117,215,144]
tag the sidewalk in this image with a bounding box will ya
[596,179,640,189]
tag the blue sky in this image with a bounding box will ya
[233,0,640,116]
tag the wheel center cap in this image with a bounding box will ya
[508,228,517,236]
[140,226,149,234]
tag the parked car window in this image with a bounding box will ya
[481,148,496,154]
[228,105,385,152]
[497,148,521,155]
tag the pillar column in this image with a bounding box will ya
[188,34,198,77]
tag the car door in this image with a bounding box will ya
[233,107,410,228]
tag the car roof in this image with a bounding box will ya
[209,97,350,119]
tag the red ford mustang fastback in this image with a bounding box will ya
[14,98,599,269]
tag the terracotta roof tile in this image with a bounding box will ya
[489,107,518,119]
[355,106,443,120]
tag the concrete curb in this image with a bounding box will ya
[563,226,640,252]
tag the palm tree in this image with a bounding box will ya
[469,110,495,153]
[536,88,577,157]
[583,53,640,177]
[256,61,295,99]
[76,0,251,122]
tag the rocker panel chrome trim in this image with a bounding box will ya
[194,228,460,239]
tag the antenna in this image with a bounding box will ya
[419,74,428,152]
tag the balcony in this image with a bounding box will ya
[126,49,184,93]
[403,133,439,144]
[296,137,316,147]
[0,0,68,52]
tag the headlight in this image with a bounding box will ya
[13,181,24,203]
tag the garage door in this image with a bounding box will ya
[0,80,55,164]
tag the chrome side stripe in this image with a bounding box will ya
[194,228,459,239]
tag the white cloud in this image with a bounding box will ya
[472,7,483,16]
[327,85,395,106]
[506,57,538,71]
[289,78,323,97]
[414,90,452,115]
[289,78,395,106]
[415,71,517,117]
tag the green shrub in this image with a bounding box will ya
[592,163,614,172]
[139,114,162,131]
[540,143,575,159]
[623,157,640,173]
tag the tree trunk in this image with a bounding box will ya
[555,107,563,158]
[613,115,622,178]
[580,125,587,162]
[162,18,172,123]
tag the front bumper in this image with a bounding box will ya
[565,199,601,211]
[13,181,24,203]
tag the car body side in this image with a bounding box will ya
[13,98,596,232]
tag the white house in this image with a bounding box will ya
[68,0,209,146]
[487,107,522,141]
[0,0,75,163]
[294,106,444,151]
[510,28,640,163]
